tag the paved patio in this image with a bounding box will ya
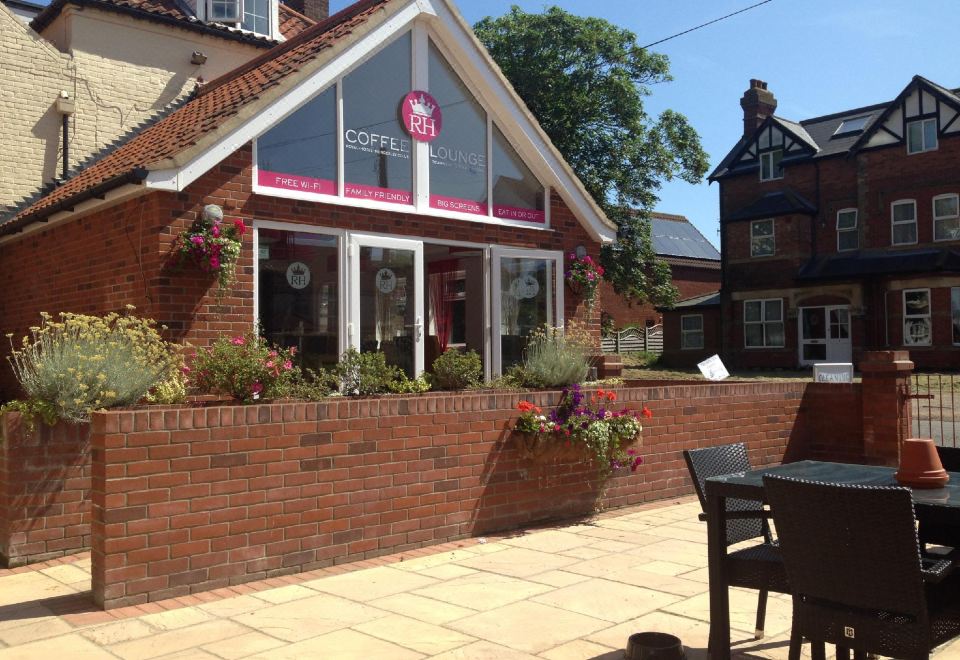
[1,497,958,659]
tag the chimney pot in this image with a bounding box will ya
[740,79,777,137]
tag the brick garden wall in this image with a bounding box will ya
[88,383,815,609]
[0,414,91,567]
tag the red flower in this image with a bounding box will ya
[607,392,617,402]
[234,219,246,236]
[642,406,653,419]
[517,401,535,412]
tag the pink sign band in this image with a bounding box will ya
[257,170,336,196]
[429,195,487,216]
[494,205,546,224]
[344,183,413,205]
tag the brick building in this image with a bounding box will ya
[0,0,614,398]
[599,212,720,330]
[710,76,960,370]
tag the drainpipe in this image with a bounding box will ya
[55,91,76,181]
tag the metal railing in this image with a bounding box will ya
[909,373,959,447]
[601,324,663,355]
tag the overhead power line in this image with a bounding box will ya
[641,0,774,49]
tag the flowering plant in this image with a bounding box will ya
[565,253,604,307]
[173,206,246,288]
[190,333,299,403]
[514,383,651,474]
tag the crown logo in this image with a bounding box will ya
[408,94,436,118]
[291,264,306,276]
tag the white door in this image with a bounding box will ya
[799,305,851,366]
[491,248,564,376]
[350,235,424,377]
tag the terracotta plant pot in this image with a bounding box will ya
[896,438,949,489]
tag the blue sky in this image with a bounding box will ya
[333,0,960,248]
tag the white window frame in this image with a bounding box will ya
[836,208,859,252]
[680,314,704,350]
[891,199,918,246]
[743,298,785,349]
[933,193,960,242]
[907,117,938,154]
[903,288,932,347]
[750,219,775,258]
[250,22,552,234]
[759,149,783,181]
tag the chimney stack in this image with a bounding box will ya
[740,79,777,137]
[284,0,328,22]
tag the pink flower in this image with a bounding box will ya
[587,272,595,281]
[212,224,221,238]
[234,219,246,236]
[210,256,220,269]
[584,256,593,263]
[269,351,278,358]
[231,336,246,346]
[283,360,293,370]
[251,382,263,396]
[265,360,275,369]
[190,235,204,245]
[181,365,192,375]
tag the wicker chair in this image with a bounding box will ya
[683,443,788,640]
[919,446,960,551]
[764,475,960,660]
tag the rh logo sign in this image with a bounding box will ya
[401,91,442,142]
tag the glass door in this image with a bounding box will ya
[350,235,423,377]
[491,248,564,376]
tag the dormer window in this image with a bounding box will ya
[759,149,783,181]
[207,0,242,23]
[192,0,276,38]
[907,118,937,154]
[242,0,270,36]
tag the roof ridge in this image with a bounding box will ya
[199,0,386,98]
[799,100,891,126]
[278,0,314,25]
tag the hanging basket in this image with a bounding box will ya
[516,432,586,463]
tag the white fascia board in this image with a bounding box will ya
[430,0,616,243]
[144,0,422,191]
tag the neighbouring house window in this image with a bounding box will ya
[750,219,775,257]
[342,33,413,204]
[953,288,960,345]
[907,118,938,154]
[242,0,270,35]
[837,208,859,251]
[681,314,704,350]
[492,125,545,223]
[258,229,340,370]
[759,149,783,181]
[257,86,337,195]
[891,200,917,245]
[903,289,931,346]
[208,0,241,22]
[428,41,488,215]
[744,299,784,348]
[934,194,960,241]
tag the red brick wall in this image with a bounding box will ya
[599,264,720,330]
[0,414,91,567]
[89,383,823,609]
[660,307,722,367]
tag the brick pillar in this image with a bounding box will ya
[860,351,913,466]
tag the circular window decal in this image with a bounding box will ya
[376,268,397,294]
[401,90,443,142]
[286,262,311,289]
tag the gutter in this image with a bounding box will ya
[0,168,148,236]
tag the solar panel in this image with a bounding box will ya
[650,218,720,260]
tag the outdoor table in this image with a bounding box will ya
[704,459,960,659]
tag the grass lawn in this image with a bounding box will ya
[618,352,823,382]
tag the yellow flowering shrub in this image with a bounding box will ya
[6,307,177,422]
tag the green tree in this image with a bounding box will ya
[474,6,709,307]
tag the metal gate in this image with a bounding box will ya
[908,373,960,447]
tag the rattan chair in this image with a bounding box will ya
[919,446,960,551]
[683,443,788,640]
[764,475,960,660]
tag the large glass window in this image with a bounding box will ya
[343,33,413,205]
[257,87,337,196]
[934,194,960,241]
[499,256,552,368]
[358,245,417,377]
[903,289,931,346]
[428,43,488,216]
[744,299,784,348]
[257,229,340,370]
[892,200,917,245]
[492,125,545,223]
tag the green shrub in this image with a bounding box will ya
[519,324,593,388]
[430,348,483,390]
[389,373,432,394]
[191,334,299,403]
[6,308,176,423]
[335,349,400,395]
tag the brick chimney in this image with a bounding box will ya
[740,79,777,137]
[284,0,328,22]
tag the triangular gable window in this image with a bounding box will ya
[493,125,545,222]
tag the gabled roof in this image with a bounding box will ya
[3,0,616,242]
[711,75,960,182]
[672,291,720,309]
[650,213,720,261]
[31,0,315,45]
[725,189,816,223]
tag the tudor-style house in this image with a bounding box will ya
[711,76,960,370]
